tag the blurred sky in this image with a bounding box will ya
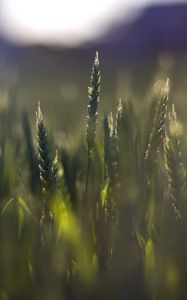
[0,0,185,47]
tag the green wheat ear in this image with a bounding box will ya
[36,102,56,195]
[104,112,119,189]
[144,79,169,173]
[116,98,134,139]
[86,51,101,154]
[103,115,111,179]
[52,149,63,190]
[164,104,186,219]
[85,51,101,200]
[115,98,123,136]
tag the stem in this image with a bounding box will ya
[85,150,91,204]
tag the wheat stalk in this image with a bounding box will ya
[85,51,101,201]
[103,114,111,179]
[36,102,56,195]
[164,104,185,218]
[144,79,169,174]
[36,102,57,230]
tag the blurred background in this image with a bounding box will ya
[0,0,187,135]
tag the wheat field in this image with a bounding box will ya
[0,52,187,300]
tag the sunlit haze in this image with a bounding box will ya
[0,0,182,46]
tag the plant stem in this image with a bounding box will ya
[85,150,91,204]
